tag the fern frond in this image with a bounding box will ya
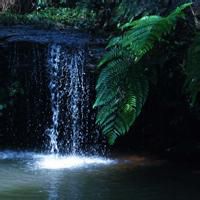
[98,46,129,68]
[96,57,130,89]
[94,57,149,144]
[108,3,191,62]
[94,3,191,144]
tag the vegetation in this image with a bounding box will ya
[94,3,196,144]
[0,1,189,31]
[0,0,121,31]
[1,0,200,150]
[0,7,96,30]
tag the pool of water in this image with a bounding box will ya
[0,151,200,200]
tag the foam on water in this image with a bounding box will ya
[35,155,115,170]
[0,151,115,170]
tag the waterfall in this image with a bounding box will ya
[0,40,105,155]
[46,44,61,153]
[46,44,95,155]
[68,47,85,154]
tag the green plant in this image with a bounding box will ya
[94,3,192,144]
[113,0,151,24]
[113,0,191,25]
[0,7,97,29]
[108,3,191,62]
[29,7,96,27]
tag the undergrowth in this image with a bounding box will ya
[0,7,97,30]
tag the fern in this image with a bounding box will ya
[185,33,200,105]
[95,3,191,144]
[94,56,149,144]
[107,3,191,62]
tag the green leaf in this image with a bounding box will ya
[94,3,190,144]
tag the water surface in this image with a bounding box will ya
[0,151,199,200]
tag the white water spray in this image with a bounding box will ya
[46,44,61,153]
[46,44,96,155]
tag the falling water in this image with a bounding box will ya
[46,44,94,154]
[68,48,85,154]
[47,44,61,153]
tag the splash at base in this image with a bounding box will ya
[36,154,115,170]
[0,151,115,170]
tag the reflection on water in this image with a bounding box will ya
[0,151,200,200]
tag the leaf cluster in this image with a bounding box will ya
[94,3,192,144]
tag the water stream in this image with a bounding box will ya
[46,44,99,155]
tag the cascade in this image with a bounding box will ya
[0,29,111,173]
[0,37,105,155]
[46,44,100,155]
